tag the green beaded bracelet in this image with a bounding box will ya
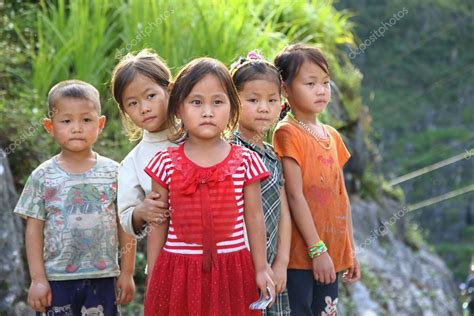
[308,240,328,259]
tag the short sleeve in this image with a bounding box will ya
[272,124,304,168]
[144,150,172,189]
[332,129,351,168]
[14,171,46,220]
[243,150,270,185]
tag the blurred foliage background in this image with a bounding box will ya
[336,0,473,282]
[1,0,358,184]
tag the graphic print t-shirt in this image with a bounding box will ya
[14,155,120,281]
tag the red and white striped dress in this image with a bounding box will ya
[144,143,269,316]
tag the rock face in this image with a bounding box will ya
[338,196,462,315]
[0,150,31,316]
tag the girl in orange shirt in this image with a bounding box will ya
[272,44,360,315]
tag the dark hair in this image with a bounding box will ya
[111,48,171,141]
[168,57,240,141]
[231,54,281,92]
[274,43,330,85]
[48,80,101,117]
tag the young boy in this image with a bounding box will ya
[14,80,135,315]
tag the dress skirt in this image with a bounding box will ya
[144,249,260,316]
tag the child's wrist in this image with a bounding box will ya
[133,204,145,218]
[272,256,289,267]
[119,268,135,275]
[31,275,48,283]
[255,265,268,274]
[308,240,328,259]
[132,206,147,230]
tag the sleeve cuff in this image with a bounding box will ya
[144,167,167,189]
[245,171,270,186]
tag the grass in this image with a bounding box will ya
[14,0,365,167]
[116,0,286,70]
[31,0,122,97]
[24,0,357,94]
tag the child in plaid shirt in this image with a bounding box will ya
[230,51,292,315]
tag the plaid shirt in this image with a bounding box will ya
[232,132,291,315]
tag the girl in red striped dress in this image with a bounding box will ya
[143,57,275,315]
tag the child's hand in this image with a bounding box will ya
[271,260,288,294]
[266,262,274,280]
[135,191,169,226]
[116,271,136,305]
[343,256,361,283]
[312,252,336,284]
[27,278,51,312]
[256,269,276,307]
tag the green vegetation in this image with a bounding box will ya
[436,240,474,281]
[337,0,473,174]
[2,0,364,186]
[404,223,426,251]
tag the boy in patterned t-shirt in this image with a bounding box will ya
[14,80,135,315]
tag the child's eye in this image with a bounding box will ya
[214,100,223,105]
[191,100,201,106]
[61,119,71,124]
[83,118,92,122]
[307,82,316,87]
[247,99,258,103]
[147,93,156,100]
[269,99,278,103]
[324,81,330,85]
[127,101,137,107]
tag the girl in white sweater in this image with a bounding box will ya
[111,49,174,240]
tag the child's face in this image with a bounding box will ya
[43,98,105,153]
[238,79,281,136]
[283,60,331,115]
[178,74,231,141]
[121,73,169,132]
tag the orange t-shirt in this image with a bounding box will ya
[273,117,353,272]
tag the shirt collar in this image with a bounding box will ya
[233,131,278,161]
[142,129,171,143]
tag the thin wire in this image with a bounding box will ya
[389,149,473,186]
[407,184,474,213]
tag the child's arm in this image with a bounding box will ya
[281,157,336,285]
[244,180,276,305]
[25,217,51,312]
[116,222,136,305]
[272,186,291,294]
[118,161,169,236]
[132,192,169,231]
[146,180,169,288]
[342,193,360,283]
